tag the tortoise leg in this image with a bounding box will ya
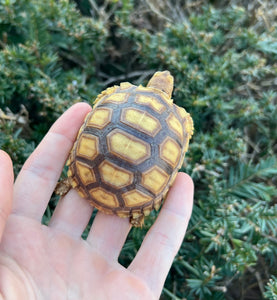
[55,178,72,196]
[130,213,145,227]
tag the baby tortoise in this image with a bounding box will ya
[56,71,193,227]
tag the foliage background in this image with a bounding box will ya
[0,0,276,299]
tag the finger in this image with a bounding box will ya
[49,189,93,238]
[87,212,131,260]
[128,173,194,298]
[0,151,14,241]
[13,103,92,220]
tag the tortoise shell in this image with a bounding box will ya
[66,71,193,226]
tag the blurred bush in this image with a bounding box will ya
[0,0,276,299]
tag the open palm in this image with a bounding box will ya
[0,103,194,300]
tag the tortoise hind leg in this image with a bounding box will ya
[55,178,72,196]
[130,213,145,227]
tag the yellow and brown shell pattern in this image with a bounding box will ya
[66,71,193,226]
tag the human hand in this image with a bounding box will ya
[0,103,194,300]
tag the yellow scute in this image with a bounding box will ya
[166,113,183,141]
[77,134,99,159]
[99,161,133,188]
[135,94,165,113]
[107,129,150,164]
[122,190,152,207]
[141,166,169,195]
[87,108,112,129]
[76,161,96,185]
[104,92,128,103]
[121,108,161,136]
[89,188,119,208]
[160,137,181,168]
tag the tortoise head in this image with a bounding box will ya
[146,71,174,101]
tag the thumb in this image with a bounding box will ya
[0,150,14,242]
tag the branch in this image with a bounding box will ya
[102,70,155,86]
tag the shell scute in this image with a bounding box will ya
[75,161,96,185]
[103,92,129,104]
[87,107,112,129]
[106,129,151,165]
[77,134,99,160]
[141,166,170,195]
[120,107,161,137]
[122,190,152,208]
[89,187,119,208]
[99,160,134,189]
[166,113,184,142]
[159,137,181,169]
[134,94,166,113]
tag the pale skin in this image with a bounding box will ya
[0,103,194,300]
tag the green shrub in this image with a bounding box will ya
[264,276,277,300]
[0,0,276,299]
[0,0,107,155]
